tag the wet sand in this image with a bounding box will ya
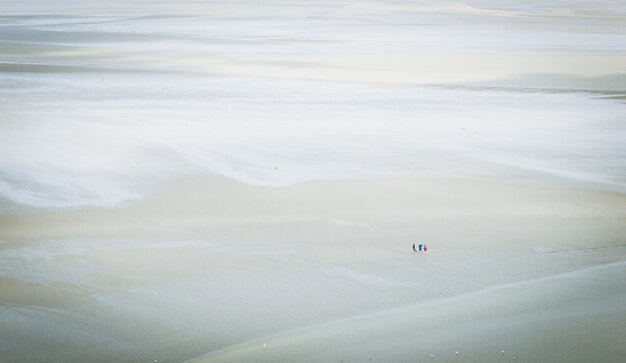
[2,177,626,362]
[1,1,626,362]
[191,261,626,363]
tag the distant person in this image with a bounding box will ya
[423,245,428,252]
[418,244,423,252]
[412,244,417,253]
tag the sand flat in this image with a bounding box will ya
[1,1,626,362]
[3,176,626,242]
[190,261,626,363]
[1,177,626,362]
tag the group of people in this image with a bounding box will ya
[412,243,428,253]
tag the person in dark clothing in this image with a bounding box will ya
[412,244,417,253]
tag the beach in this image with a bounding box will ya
[1,1,626,362]
[2,178,626,362]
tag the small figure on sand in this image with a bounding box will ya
[413,243,428,254]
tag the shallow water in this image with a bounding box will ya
[1,0,626,208]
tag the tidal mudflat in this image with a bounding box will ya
[1,1,625,362]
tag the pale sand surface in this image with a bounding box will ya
[1,2,625,88]
[1,1,626,362]
[191,261,626,363]
[1,177,625,362]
